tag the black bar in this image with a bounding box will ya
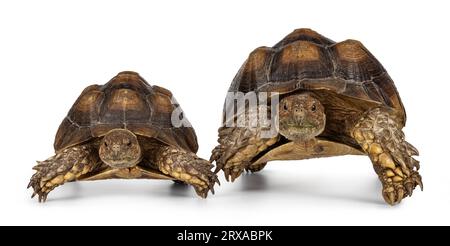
[0,226,446,245]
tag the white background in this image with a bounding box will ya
[1,0,449,225]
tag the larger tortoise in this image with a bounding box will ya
[211,29,422,205]
[29,71,218,202]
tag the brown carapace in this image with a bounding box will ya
[211,28,422,205]
[28,71,218,202]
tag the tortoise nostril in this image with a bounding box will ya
[112,144,120,153]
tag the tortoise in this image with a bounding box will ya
[28,71,218,202]
[210,28,422,205]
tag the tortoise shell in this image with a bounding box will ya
[54,71,198,153]
[228,28,406,126]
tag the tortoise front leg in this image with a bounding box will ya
[352,108,422,205]
[151,146,219,198]
[28,144,99,202]
[211,126,279,182]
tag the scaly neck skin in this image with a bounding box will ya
[138,137,167,169]
[277,92,326,143]
[98,129,142,168]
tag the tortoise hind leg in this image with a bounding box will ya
[352,108,422,205]
[28,144,99,202]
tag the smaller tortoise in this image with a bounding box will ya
[29,71,218,202]
[211,29,422,205]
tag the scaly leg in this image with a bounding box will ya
[352,108,422,205]
[211,126,278,181]
[152,146,219,198]
[28,144,99,202]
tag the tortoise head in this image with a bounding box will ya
[277,92,326,141]
[99,129,142,168]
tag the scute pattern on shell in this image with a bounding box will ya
[54,71,198,153]
[228,28,405,125]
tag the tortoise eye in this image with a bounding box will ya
[104,142,108,147]
[311,104,316,112]
[123,139,131,146]
[283,103,288,111]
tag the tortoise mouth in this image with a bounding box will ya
[278,120,322,141]
[285,122,318,129]
[102,157,142,169]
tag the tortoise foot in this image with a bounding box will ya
[223,164,246,182]
[211,126,279,182]
[28,145,98,202]
[155,146,219,198]
[382,171,422,205]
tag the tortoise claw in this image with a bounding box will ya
[223,169,230,182]
[405,183,413,196]
[230,168,243,182]
[396,188,404,203]
[39,193,48,203]
[383,190,396,206]
[406,142,419,156]
[417,177,423,191]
